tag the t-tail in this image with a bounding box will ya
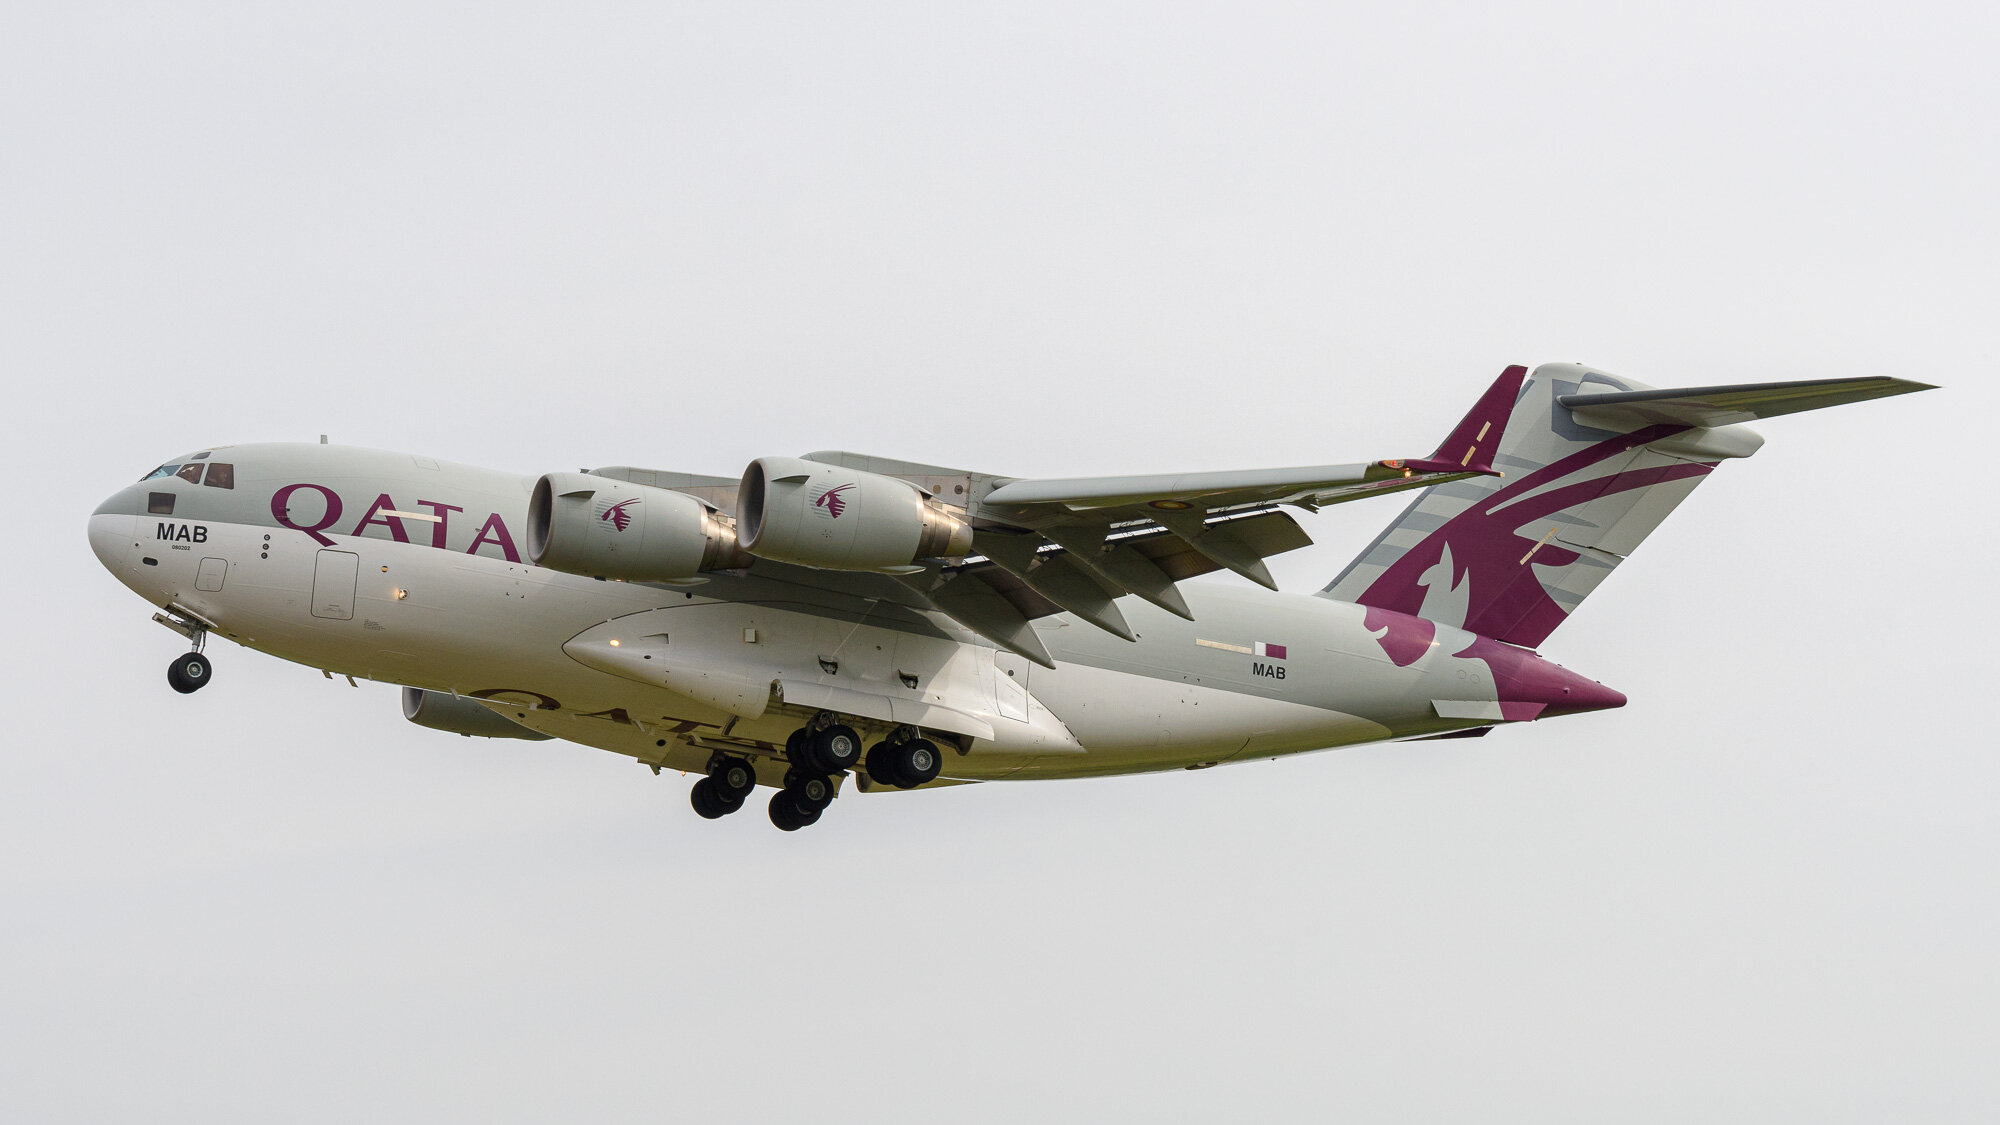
[1321,363,1936,647]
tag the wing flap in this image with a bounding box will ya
[922,570,1058,668]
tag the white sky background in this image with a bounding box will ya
[3,2,1996,1120]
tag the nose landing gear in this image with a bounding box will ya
[167,650,212,694]
[157,609,215,694]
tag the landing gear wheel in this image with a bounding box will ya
[807,724,863,773]
[709,757,757,801]
[869,737,942,789]
[898,739,943,788]
[690,777,744,820]
[167,651,212,695]
[785,771,836,812]
[768,790,821,831]
[864,743,897,788]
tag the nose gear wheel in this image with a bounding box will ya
[167,651,212,694]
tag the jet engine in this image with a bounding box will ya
[737,456,974,570]
[402,687,552,740]
[527,472,749,581]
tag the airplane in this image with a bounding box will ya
[86,363,1933,830]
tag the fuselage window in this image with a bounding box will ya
[141,464,181,482]
[203,462,235,489]
[175,463,203,484]
[148,492,176,515]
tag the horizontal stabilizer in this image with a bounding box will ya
[1324,362,1939,649]
[1560,376,1935,429]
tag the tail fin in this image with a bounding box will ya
[1320,364,1934,648]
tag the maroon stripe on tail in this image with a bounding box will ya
[1357,425,1713,648]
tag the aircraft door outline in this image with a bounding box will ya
[195,557,227,593]
[993,650,1031,722]
[311,550,359,620]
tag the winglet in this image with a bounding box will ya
[1395,365,1528,476]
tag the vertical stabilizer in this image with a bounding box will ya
[1321,365,1933,647]
[1321,364,1748,647]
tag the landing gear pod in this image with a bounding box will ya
[737,456,973,571]
[527,472,749,581]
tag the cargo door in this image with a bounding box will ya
[311,549,359,620]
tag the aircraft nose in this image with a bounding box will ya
[88,488,139,574]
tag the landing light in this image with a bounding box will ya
[392,588,407,600]
[609,639,621,647]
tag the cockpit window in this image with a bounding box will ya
[175,463,204,484]
[140,464,181,482]
[202,462,234,489]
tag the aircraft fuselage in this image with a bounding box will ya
[89,443,1623,785]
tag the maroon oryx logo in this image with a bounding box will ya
[599,498,639,532]
[813,484,857,519]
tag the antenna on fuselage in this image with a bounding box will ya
[320,435,328,445]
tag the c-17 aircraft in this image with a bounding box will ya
[88,363,1930,830]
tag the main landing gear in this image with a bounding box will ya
[768,766,834,831]
[687,713,952,831]
[679,714,946,831]
[865,733,944,790]
[766,716,857,832]
[689,753,759,820]
[765,718,947,832]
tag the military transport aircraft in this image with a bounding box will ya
[88,364,1931,830]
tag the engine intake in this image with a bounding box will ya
[738,457,974,570]
[528,472,749,581]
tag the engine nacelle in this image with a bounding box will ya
[402,687,552,740]
[527,472,749,581]
[738,456,974,570]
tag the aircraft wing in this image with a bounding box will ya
[887,365,1527,667]
[595,366,1528,669]
[978,365,1524,514]
[981,460,1457,511]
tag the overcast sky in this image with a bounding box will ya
[4,3,1996,1121]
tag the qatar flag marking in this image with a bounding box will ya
[1196,638,1289,665]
